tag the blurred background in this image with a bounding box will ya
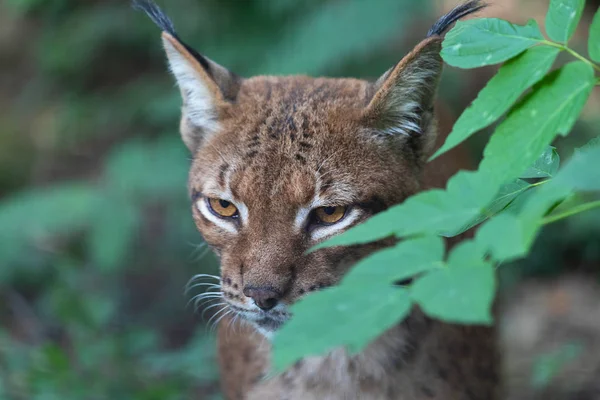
[0,0,598,399]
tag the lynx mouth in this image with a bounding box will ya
[226,302,290,334]
[254,316,284,331]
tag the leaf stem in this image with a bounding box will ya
[542,41,600,73]
[541,200,600,225]
[530,179,551,188]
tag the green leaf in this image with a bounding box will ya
[447,239,486,267]
[589,7,600,62]
[545,0,585,43]
[552,142,600,191]
[518,183,571,231]
[272,285,411,371]
[448,178,531,236]
[431,46,559,160]
[486,179,532,213]
[503,182,544,215]
[342,236,444,284]
[410,261,495,324]
[575,136,600,154]
[477,143,600,265]
[520,146,560,178]
[313,170,497,249]
[476,214,529,262]
[441,18,544,68]
[512,139,600,243]
[480,62,596,183]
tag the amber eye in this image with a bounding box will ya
[207,198,238,218]
[314,206,347,224]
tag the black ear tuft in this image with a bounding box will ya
[133,0,213,73]
[132,0,177,37]
[427,0,487,37]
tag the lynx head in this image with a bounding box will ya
[135,0,485,336]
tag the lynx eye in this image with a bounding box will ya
[207,198,239,218]
[314,206,347,224]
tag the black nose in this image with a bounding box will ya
[243,287,281,311]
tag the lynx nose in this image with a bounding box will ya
[243,287,281,311]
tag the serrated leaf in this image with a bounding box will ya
[447,178,531,236]
[432,46,559,160]
[441,18,544,68]
[447,239,486,267]
[476,214,529,262]
[486,179,532,213]
[342,236,444,284]
[480,62,596,183]
[272,285,411,371]
[510,138,600,248]
[552,142,600,191]
[520,146,560,178]
[519,183,571,230]
[589,7,600,62]
[546,0,585,43]
[313,170,497,249]
[410,261,495,324]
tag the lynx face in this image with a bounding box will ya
[189,77,424,334]
[134,0,469,336]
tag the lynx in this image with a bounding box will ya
[135,0,499,398]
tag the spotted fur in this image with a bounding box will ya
[136,1,499,399]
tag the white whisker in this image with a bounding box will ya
[202,301,226,320]
[186,282,221,295]
[185,274,221,293]
[189,293,223,311]
[207,306,230,330]
[225,313,241,341]
[210,309,233,332]
[188,273,221,283]
[190,274,221,283]
[192,293,223,304]
[196,296,224,312]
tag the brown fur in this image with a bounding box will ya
[136,1,498,398]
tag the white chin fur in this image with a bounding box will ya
[255,326,275,340]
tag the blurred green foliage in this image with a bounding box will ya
[0,0,599,398]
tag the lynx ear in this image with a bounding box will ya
[161,33,242,151]
[363,0,486,160]
[363,37,443,157]
[134,0,241,151]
